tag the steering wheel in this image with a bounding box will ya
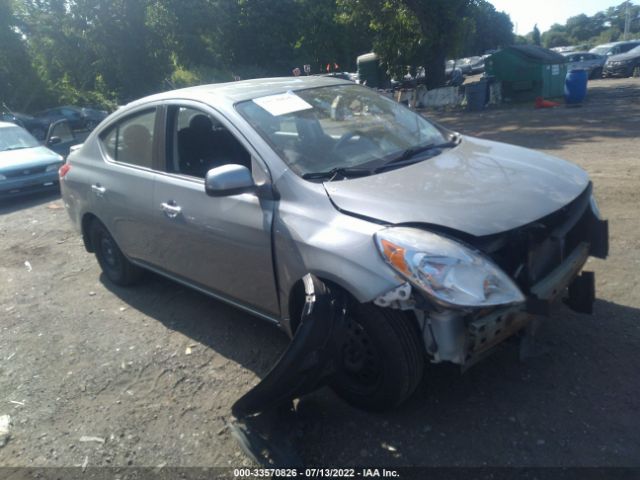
[332,130,369,152]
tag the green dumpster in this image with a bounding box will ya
[356,53,390,89]
[485,45,567,102]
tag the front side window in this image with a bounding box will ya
[99,109,156,168]
[164,106,251,178]
[236,84,446,177]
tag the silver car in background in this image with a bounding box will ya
[60,77,608,411]
[0,121,64,198]
[563,51,606,79]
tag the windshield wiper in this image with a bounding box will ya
[302,167,372,181]
[374,137,461,174]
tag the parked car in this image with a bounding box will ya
[0,121,65,198]
[563,51,606,79]
[60,77,608,412]
[589,40,640,57]
[603,45,640,78]
[36,105,108,131]
[80,106,109,130]
[0,111,51,140]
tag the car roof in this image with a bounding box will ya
[124,76,352,110]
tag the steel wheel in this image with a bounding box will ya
[330,302,424,411]
[90,220,142,286]
[341,314,382,390]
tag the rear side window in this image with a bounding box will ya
[100,109,156,168]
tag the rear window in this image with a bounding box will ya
[99,109,156,168]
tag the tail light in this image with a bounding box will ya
[59,163,71,179]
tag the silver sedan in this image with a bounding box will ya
[60,77,608,412]
[0,121,64,198]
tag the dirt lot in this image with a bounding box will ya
[1,78,639,470]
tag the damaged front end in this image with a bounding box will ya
[374,183,608,370]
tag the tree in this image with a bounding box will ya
[339,0,476,88]
[531,24,541,46]
[0,0,48,109]
[461,1,514,55]
[542,23,571,48]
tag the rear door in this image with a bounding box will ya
[92,107,160,263]
[151,102,280,317]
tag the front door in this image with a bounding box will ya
[152,104,279,317]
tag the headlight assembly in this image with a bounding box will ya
[374,227,525,309]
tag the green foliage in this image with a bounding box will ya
[338,0,512,88]
[2,0,516,109]
[540,2,640,49]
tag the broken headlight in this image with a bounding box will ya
[374,227,525,309]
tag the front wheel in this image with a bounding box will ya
[590,67,603,80]
[89,220,143,286]
[330,303,425,411]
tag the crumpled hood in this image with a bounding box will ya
[0,146,62,171]
[323,136,590,237]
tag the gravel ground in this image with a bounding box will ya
[0,78,639,470]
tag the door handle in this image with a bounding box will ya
[161,201,182,219]
[91,184,106,196]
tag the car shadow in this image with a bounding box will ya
[0,190,61,215]
[99,271,290,378]
[296,299,640,467]
[433,79,640,152]
[98,271,640,467]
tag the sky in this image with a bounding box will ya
[489,0,636,35]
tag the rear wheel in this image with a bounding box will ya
[330,303,424,411]
[89,220,142,286]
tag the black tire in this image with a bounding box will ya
[89,220,142,286]
[330,303,425,411]
[590,67,603,80]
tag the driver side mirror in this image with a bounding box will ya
[205,164,255,197]
[47,136,62,146]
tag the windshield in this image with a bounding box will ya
[590,46,611,55]
[0,126,40,152]
[236,84,447,177]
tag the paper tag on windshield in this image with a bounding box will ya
[252,92,313,116]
